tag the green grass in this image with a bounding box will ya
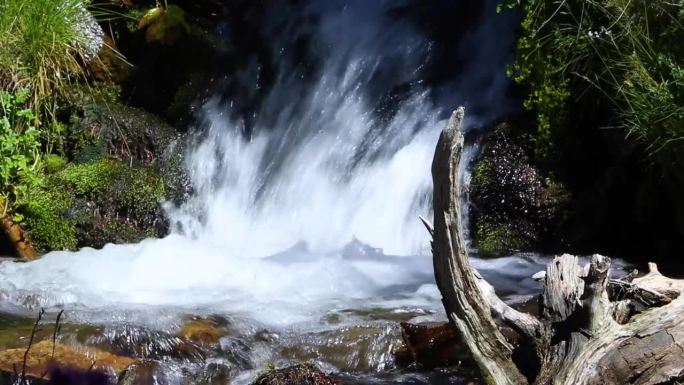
[0,0,93,108]
[507,0,684,178]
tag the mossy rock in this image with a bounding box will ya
[59,82,190,202]
[475,222,531,258]
[19,157,168,252]
[21,187,78,252]
[470,122,570,257]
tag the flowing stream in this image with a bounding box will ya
[0,2,571,384]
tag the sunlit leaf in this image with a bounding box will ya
[138,6,163,29]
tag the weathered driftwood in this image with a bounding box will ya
[427,108,684,385]
[0,198,37,261]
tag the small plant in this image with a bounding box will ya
[505,0,684,176]
[0,0,96,108]
[137,2,189,44]
[0,88,43,214]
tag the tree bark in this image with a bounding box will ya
[427,107,684,385]
[0,198,37,261]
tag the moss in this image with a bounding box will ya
[475,222,527,258]
[120,166,166,218]
[61,159,167,248]
[20,186,77,252]
[470,123,569,257]
[472,157,496,192]
[44,154,67,173]
[19,156,168,252]
[59,158,125,195]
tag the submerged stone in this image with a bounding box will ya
[252,363,338,385]
[0,340,135,382]
[394,322,467,370]
[179,318,224,345]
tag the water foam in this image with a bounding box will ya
[0,0,523,327]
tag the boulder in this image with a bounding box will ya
[179,319,224,345]
[0,340,134,383]
[470,122,569,257]
[393,322,466,369]
[17,84,190,253]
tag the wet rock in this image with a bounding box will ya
[90,324,205,362]
[190,361,233,385]
[74,3,104,61]
[252,363,339,385]
[61,83,190,203]
[179,319,224,345]
[118,360,161,385]
[17,83,191,252]
[90,34,130,83]
[470,122,570,257]
[337,370,478,385]
[0,340,134,382]
[394,322,467,369]
[279,324,401,372]
[19,158,169,252]
[218,336,254,370]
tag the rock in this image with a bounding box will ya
[89,34,129,83]
[66,86,190,204]
[0,340,134,382]
[19,158,169,252]
[394,322,466,369]
[118,360,161,385]
[73,3,104,61]
[470,122,569,257]
[0,314,104,352]
[17,83,192,252]
[278,324,401,372]
[179,319,223,345]
[252,363,339,385]
[87,324,204,362]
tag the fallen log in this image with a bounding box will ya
[0,197,37,261]
[427,108,684,385]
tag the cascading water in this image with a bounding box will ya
[0,1,549,382]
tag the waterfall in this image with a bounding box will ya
[0,0,522,326]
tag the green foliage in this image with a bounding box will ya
[476,222,527,257]
[18,157,167,252]
[44,154,67,173]
[507,0,684,175]
[59,158,125,195]
[0,89,43,211]
[137,4,189,44]
[20,187,77,251]
[0,0,92,106]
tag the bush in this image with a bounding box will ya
[507,0,684,178]
[0,88,42,211]
[0,0,100,107]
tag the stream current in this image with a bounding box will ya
[0,2,587,384]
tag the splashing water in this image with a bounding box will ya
[0,0,527,330]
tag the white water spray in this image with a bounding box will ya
[0,0,527,327]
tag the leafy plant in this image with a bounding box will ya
[506,0,684,177]
[0,0,95,107]
[0,88,43,213]
[137,3,189,44]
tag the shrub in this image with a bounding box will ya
[507,0,684,178]
[0,88,42,211]
[0,0,100,107]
